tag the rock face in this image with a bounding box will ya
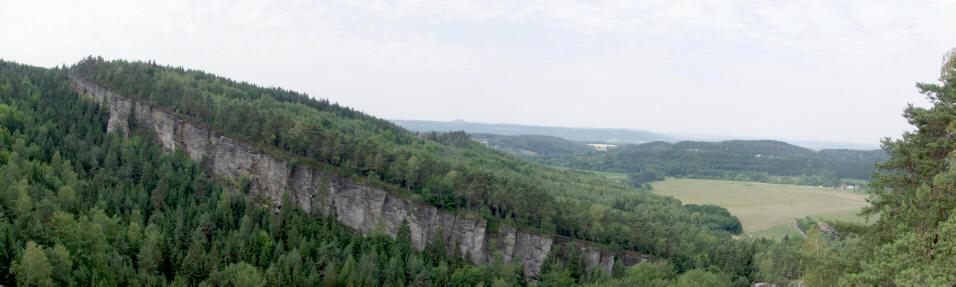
[70,75,638,278]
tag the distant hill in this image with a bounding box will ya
[667,133,881,150]
[470,135,887,186]
[392,119,673,143]
[470,133,592,157]
[574,140,885,186]
[616,140,884,179]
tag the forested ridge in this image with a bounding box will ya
[0,60,543,286]
[0,58,758,286]
[474,133,886,187]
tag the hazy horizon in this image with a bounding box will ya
[3,0,955,144]
[390,118,881,149]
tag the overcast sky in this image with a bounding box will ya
[2,0,955,144]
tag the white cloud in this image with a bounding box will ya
[1,0,954,143]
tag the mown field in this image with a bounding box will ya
[649,178,870,239]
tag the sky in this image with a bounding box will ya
[2,0,955,145]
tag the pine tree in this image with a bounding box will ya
[844,49,956,285]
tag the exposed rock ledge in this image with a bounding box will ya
[70,75,645,278]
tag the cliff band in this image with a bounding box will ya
[71,75,643,278]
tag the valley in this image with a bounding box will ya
[649,178,869,239]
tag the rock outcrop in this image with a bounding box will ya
[70,75,643,278]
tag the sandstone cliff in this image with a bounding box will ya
[70,75,644,278]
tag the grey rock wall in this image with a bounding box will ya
[70,75,638,278]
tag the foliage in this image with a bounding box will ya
[683,204,743,234]
[12,241,54,287]
[753,237,803,284]
[675,269,731,287]
[471,133,592,157]
[205,262,266,287]
[488,137,886,187]
[69,57,755,280]
[0,60,530,286]
[835,48,956,285]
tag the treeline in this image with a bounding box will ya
[608,141,884,186]
[68,57,756,282]
[481,136,886,187]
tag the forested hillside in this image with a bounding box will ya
[0,60,547,286]
[578,140,885,186]
[0,58,763,286]
[471,134,593,157]
[480,136,886,187]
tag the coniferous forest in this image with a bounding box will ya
[0,48,954,286]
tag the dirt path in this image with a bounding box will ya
[792,219,808,238]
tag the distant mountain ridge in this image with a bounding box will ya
[392,119,673,144]
[393,119,880,150]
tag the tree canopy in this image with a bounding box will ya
[0,58,757,285]
[70,57,754,280]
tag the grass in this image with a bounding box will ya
[749,222,803,240]
[650,178,871,240]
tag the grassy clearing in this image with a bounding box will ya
[650,178,870,239]
[749,222,803,239]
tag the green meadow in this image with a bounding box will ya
[650,178,870,239]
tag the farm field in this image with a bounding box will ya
[650,178,870,239]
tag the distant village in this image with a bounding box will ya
[586,143,617,151]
